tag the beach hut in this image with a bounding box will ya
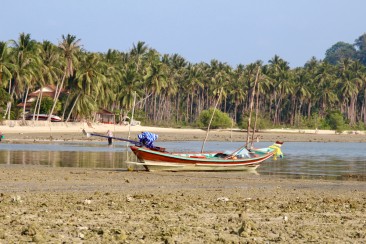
[96,108,115,124]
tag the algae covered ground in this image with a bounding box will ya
[0,165,365,243]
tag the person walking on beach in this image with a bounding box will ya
[0,131,2,142]
[107,130,113,145]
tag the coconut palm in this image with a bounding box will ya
[35,41,63,121]
[143,50,167,122]
[0,41,15,118]
[48,34,81,121]
[0,41,14,87]
[314,62,338,117]
[292,68,311,126]
[268,55,292,124]
[66,52,106,122]
[337,58,361,125]
[9,33,41,121]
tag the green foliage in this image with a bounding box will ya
[303,113,322,129]
[33,97,61,114]
[349,121,365,131]
[354,33,366,65]
[238,113,273,130]
[0,88,10,107]
[198,108,232,129]
[324,42,357,65]
[322,110,346,133]
[3,33,366,128]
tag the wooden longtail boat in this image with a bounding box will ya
[82,130,284,172]
[129,142,283,172]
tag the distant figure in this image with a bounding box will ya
[107,130,113,145]
[0,131,2,142]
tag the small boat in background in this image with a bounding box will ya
[26,114,62,122]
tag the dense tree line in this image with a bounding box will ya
[1,33,366,130]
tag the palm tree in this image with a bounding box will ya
[268,55,292,125]
[37,41,62,120]
[117,62,143,112]
[48,34,81,121]
[314,62,338,118]
[10,33,40,121]
[0,41,15,118]
[66,52,106,122]
[130,41,148,73]
[162,54,188,123]
[337,58,361,125]
[183,64,203,123]
[143,50,167,122]
[292,68,311,126]
[228,65,246,123]
[0,41,14,87]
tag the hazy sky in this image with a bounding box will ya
[1,0,365,68]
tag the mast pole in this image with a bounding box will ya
[245,66,260,148]
[201,87,223,153]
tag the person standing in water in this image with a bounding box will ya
[107,130,113,145]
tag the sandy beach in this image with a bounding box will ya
[0,121,365,243]
[1,120,366,143]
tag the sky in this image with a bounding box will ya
[1,0,365,68]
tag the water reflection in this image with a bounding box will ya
[0,141,365,180]
[0,150,139,169]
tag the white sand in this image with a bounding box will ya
[0,120,204,134]
[1,120,364,135]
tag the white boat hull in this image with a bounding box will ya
[130,160,260,172]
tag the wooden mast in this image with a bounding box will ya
[201,87,223,153]
[245,66,260,148]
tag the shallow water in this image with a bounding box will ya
[0,141,365,180]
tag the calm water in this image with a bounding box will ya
[0,141,365,180]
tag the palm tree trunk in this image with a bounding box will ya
[48,73,66,121]
[66,93,81,122]
[176,95,179,123]
[5,79,15,120]
[32,92,41,121]
[363,90,366,124]
[36,90,43,121]
[349,97,357,125]
[307,100,311,118]
[61,93,71,121]
[22,87,30,122]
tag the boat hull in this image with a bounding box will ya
[26,114,62,122]
[129,146,274,172]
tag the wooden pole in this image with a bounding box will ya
[126,91,137,165]
[201,87,223,153]
[250,79,260,148]
[245,66,260,148]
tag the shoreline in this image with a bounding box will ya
[1,121,366,143]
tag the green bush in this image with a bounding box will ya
[32,97,61,114]
[198,108,232,129]
[323,110,346,133]
[238,113,272,130]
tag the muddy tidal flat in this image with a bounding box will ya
[0,165,365,243]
